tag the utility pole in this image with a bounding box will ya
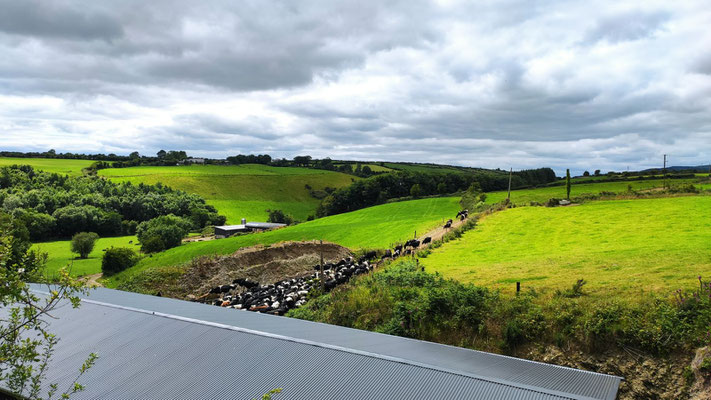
[663,154,667,189]
[507,167,513,202]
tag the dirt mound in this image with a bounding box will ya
[176,241,352,299]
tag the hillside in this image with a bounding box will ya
[98,164,356,223]
[0,156,97,176]
[422,195,711,297]
[485,175,711,205]
[104,196,460,287]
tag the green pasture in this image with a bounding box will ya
[99,164,356,223]
[0,157,96,176]
[33,235,138,278]
[485,177,711,205]
[423,196,711,298]
[105,196,460,287]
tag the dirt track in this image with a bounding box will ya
[417,215,468,243]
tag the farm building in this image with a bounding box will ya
[4,285,623,400]
[215,218,287,238]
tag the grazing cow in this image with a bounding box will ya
[358,251,377,263]
[394,244,403,252]
[422,237,432,245]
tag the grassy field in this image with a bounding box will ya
[423,196,711,298]
[485,177,711,205]
[33,235,138,278]
[98,164,356,223]
[0,157,96,176]
[332,163,393,172]
[104,196,460,287]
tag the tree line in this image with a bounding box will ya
[316,168,556,216]
[0,165,225,241]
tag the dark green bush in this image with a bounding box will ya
[70,232,99,259]
[136,215,191,252]
[140,235,166,253]
[102,247,138,275]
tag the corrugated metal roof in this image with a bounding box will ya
[12,286,622,400]
[215,222,286,230]
[246,222,287,229]
[215,224,248,230]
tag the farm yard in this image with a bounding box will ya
[98,164,356,223]
[423,196,711,298]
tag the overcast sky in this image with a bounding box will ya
[1,0,710,174]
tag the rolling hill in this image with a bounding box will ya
[104,196,460,287]
[98,164,357,223]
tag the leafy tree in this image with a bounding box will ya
[361,165,372,176]
[583,171,590,177]
[156,150,167,158]
[102,247,138,275]
[565,169,571,200]
[594,169,601,176]
[140,235,165,253]
[70,232,99,259]
[437,182,447,194]
[266,209,294,225]
[410,184,422,198]
[1,217,97,399]
[136,215,191,252]
[293,155,312,167]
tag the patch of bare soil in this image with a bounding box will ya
[182,235,215,243]
[82,273,103,287]
[526,345,695,400]
[174,240,351,300]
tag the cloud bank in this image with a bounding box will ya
[1,0,710,174]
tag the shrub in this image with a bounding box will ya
[141,235,166,253]
[266,209,294,225]
[136,215,191,252]
[70,232,99,259]
[545,198,560,207]
[102,247,138,275]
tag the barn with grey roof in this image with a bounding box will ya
[6,286,622,399]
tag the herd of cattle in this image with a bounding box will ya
[202,210,469,315]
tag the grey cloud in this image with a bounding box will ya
[0,0,710,175]
[583,9,670,44]
[0,0,123,40]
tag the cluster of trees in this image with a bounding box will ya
[226,154,272,165]
[316,168,556,216]
[0,165,225,241]
[513,168,557,185]
[0,149,130,162]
